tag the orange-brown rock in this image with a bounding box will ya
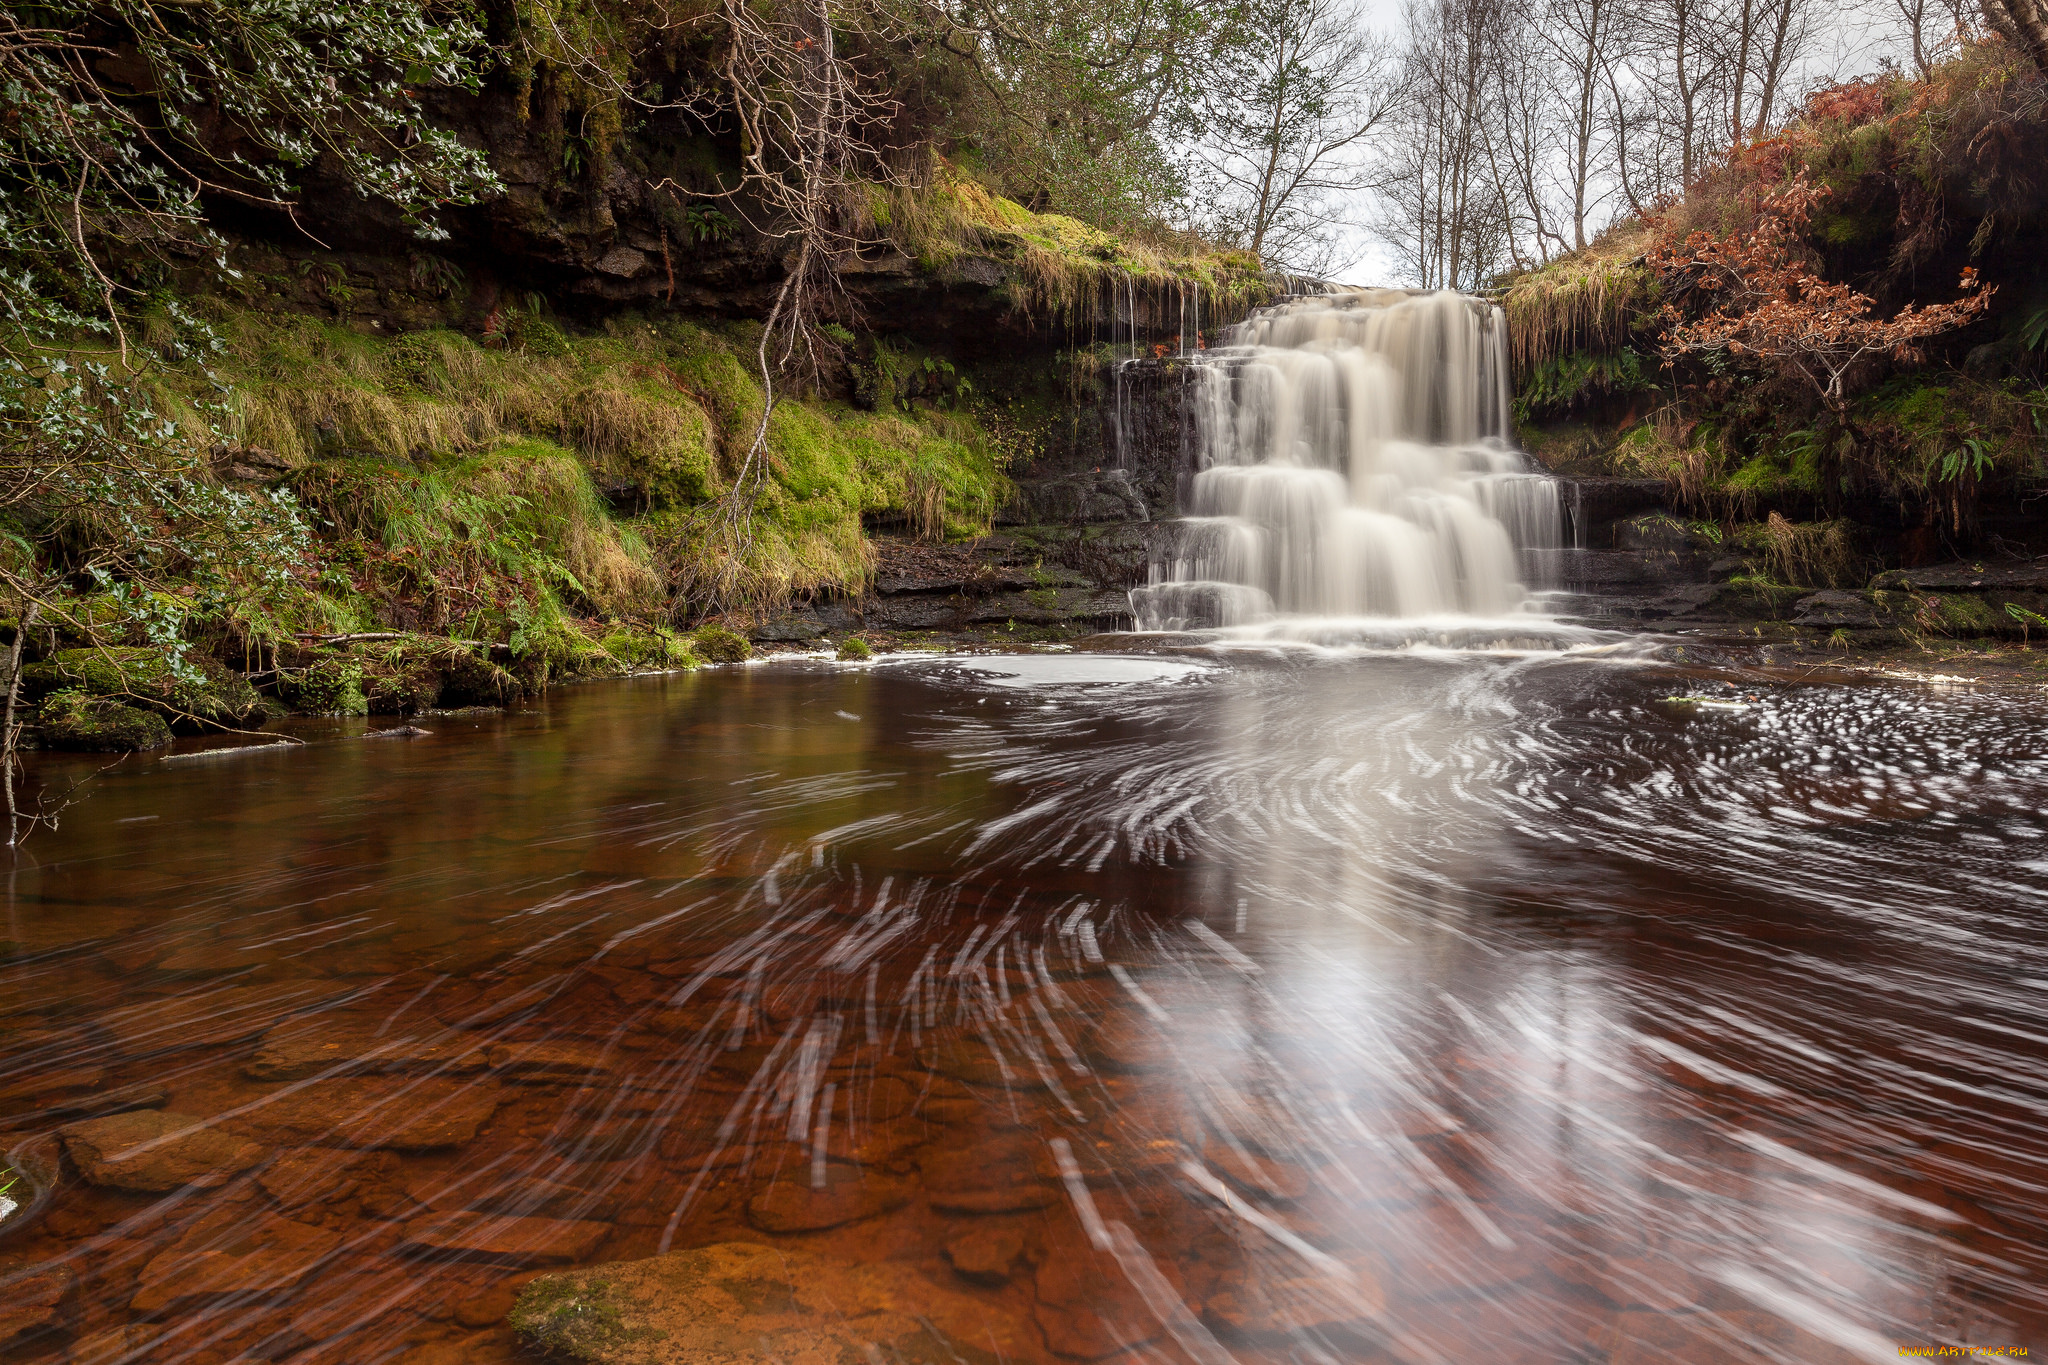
[1201,1139,1310,1203]
[485,1040,616,1079]
[922,1136,1061,1214]
[60,1109,268,1192]
[131,1214,343,1311]
[0,1261,74,1341]
[400,1211,609,1264]
[234,1078,502,1150]
[257,1147,399,1211]
[245,1016,487,1081]
[945,1223,1026,1284]
[509,1242,1011,1364]
[746,1164,912,1232]
[98,982,351,1055]
[1032,1228,1161,1359]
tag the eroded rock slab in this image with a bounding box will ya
[0,1261,75,1341]
[400,1210,609,1264]
[234,1078,502,1150]
[485,1039,615,1079]
[921,1139,1060,1214]
[60,1110,267,1191]
[131,1213,342,1311]
[98,982,353,1055]
[510,1241,1002,1365]
[245,1016,487,1081]
[746,1165,912,1232]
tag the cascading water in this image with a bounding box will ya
[1130,289,1562,632]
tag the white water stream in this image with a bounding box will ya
[1130,289,1562,631]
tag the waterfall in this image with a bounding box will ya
[1129,289,1560,631]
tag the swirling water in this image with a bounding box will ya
[0,652,2044,1363]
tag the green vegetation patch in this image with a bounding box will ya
[509,1274,633,1362]
[275,656,369,716]
[692,624,752,663]
[34,689,173,752]
[21,647,267,731]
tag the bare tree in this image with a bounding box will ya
[1196,0,1403,271]
[1533,0,1622,248]
[1377,0,1515,288]
[1883,0,1970,74]
[1483,16,1572,267]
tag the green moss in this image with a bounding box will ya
[361,648,442,715]
[508,1274,631,1362]
[35,689,173,752]
[276,656,368,715]
[691,624,751,663]
[21,647,267,732]
[599,626,696,670]
[1928,593,1999,634]
[835,636,872,661]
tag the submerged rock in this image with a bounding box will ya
[59,1110,267,1191]
[921,1139,1060,1214]
[401,1210,610,1264]
[130,1211,342,1311]
[244,1016,488,1081]
[67,1325,159,1365]
[509,1241,999,1365]
[0,1261,74,1342]
[98,981,354,1054]
[235,1077,502,1150]
[745,1164,912,1232]
[944,1224,1026,1284]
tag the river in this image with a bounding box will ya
[2,647,2045,1363]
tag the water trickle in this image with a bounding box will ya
[1131,289,1561,630]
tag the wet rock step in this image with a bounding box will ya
[130,1211,342,1311]
[97,981,356,1055]
[400,1210,610,1264]
[234,1078,503,1150]
[60,1110,268,1191]
[245,1016,489,1080]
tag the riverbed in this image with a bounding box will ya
[2,647,2045,1363]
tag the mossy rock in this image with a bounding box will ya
[1918,592,2001,636]
[599,627,696,671]
[691,625,752,664]
[835,637,873,661]
[33,689,172,752]
[20,647,267,733]
[433,646,521,707]
[1694,582,1807,620]
[361,650,442,715]
[275,657,368,715]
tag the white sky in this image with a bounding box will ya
[1316,0,1909,287]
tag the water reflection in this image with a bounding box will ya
[0,653,2043,1364]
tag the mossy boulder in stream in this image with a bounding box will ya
[597,626,696,671]
[20,647,267,732]
[34,689,173,752]
[690,625,751,664]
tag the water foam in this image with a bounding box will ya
[1131,290,1561,635]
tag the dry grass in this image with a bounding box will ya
[1501,225,1657,375]
[1747,513,1870,587]
[875,170,1271,330]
